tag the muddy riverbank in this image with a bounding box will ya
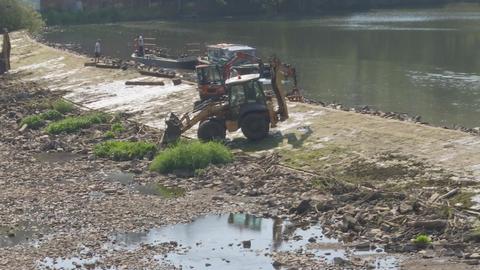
[1,32,480,269]
[0,73,479,270]
[0,76,476,269]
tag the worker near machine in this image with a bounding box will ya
[138,34,145,57]
[1,28,11,74]
[94,39,101,63]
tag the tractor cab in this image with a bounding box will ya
[196,64,224,100]
[226,74,267,120]
[222,74,272,140]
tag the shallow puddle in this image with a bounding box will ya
[104,170,135,185]
[470,194,480,211]
[103,170,185,198]
[35,152,80,163]
[135,183,185,198]
[38,256,108,270]
[0,224,46,248]
[109,213,398,270]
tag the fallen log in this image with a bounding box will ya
[411,219,448,231]
[125,81,165,86]
[95,63,122,69]
[438,188,460,200]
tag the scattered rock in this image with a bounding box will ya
[289,200,311,215]
[242,240,251,249]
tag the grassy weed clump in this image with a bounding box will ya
[45,113,108,134]
[21,110,65,130]
[111,122,125,134]
[21,115,45,129]
[150,141,233,174]
[413,234,432,247]
[94,141,157,161]
[104,131,115,139]
[40,110,63,121]
[52,100,74,114]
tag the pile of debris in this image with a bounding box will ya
[175,152,480,264]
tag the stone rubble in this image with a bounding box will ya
[1,77,479,269]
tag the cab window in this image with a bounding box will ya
[229,84,246,107]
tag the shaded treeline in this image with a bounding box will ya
[41,0,471,25]
[0,0,44,32]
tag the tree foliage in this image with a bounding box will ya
[40,0,457,25]
[0,0,44,32]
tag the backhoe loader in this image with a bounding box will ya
[161,57,295,144]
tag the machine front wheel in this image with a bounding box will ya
[197,119,226,142]
[241,113,270,141]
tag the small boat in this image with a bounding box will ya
[131,53,198,70]
[198,43,257,65]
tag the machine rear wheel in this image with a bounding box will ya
[241,113,270,141]
[197,119,226,142]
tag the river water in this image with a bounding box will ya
[43,4,480,128]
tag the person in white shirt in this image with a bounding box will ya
[138,35,144,57]
[94,39,101,63]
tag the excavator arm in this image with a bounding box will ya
[270,56,292,122]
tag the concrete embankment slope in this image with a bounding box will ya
[8,31,480,181]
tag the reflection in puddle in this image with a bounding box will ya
[35,152,80,163]
[109,214,398,270]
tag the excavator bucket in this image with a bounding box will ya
[160,113,183,145]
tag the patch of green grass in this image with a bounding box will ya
[45,113,108,134]
[155,184,186,198]
[104,131,115,139]
[412,234,432,247]
[111,122,125,134]
[94,141,157,161]
[20,110,64,130]
[52,100,74,114]
[281,144,349,170]
[20,115,45,129]
[150,141,233,174]
[311,177,337,190]
[40,110,63,121]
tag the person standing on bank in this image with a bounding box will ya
[138,34,144,57]
[94,39,101,63]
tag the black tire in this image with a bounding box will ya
[197,119,226,142]
[241,113,270,141]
